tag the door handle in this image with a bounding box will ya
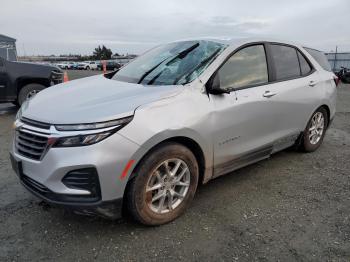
[309,80,317,87]
[263,91,277,98]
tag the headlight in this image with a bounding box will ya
[53,131,113,147]
[55,116,133,131]
[52,116,133,147]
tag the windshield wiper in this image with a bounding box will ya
[137,57,169,84]
[165,42,200,66]
[174,47,222,85]
[138,42,200,85]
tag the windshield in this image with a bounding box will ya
[112,40,227,85]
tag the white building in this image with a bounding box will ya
[0,34,17,61]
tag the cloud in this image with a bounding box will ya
[0,0,348,55]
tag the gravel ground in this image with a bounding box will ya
[0,75,349,261]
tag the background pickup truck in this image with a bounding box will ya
[0,57,63,106]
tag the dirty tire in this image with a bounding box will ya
[18,84,46,106]
[299,107,328,152]
[126,142,199,226]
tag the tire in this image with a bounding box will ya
[299,107,328,152]
[126,143,199,225]
[18,84,46,106]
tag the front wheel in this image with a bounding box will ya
[126,143,199,225]
[299,107,328,152]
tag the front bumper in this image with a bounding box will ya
[13,159,123,219]
[10,126,142,219]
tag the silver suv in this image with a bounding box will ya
[10,38,337,225]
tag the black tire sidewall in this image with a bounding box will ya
[302,107,328,152]
[18,84,46,105]
[127,143,199,225]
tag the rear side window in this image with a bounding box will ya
[304,47,332,71]
[297,51,312,75]
[270,44,300,80]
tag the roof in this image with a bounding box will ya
[0,34,16,42]
[171,36,305,49]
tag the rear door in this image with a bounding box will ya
[259,43,321,152]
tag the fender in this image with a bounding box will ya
[124,128,213,184]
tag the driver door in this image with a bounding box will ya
[0,58,8,100]
[210,44,277,177]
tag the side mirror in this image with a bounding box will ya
[207,72,230,94]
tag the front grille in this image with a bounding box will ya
[15,130,48,160]
[21,117,51,130]
[51,70,63,85]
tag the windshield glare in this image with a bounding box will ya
[112,40,227,86]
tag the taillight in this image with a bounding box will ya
[334,76,340,87]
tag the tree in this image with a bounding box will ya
[93,45,113,60]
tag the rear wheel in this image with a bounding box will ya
[126,143,199,225]
[299,107,328,152]
[18,84,46,106]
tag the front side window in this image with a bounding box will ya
[112,40,227,86]
[270,44,300,80]
[217,45,268,90]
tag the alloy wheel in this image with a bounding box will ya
[146,158,190,214]
[308,112,325,145]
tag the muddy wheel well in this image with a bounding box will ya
[129,136,206,185]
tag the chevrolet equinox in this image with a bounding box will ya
[10,38,337,225]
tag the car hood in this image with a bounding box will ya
[21,75,183,124]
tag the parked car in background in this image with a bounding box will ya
[67,62,78,70]
[77,61,98,70]
[56,62,69,70]
[10,38,337,225]
[87,61,98,70]
[97,60,121,71]
[0,56,63,105]
[77,62,89,70]
[336,67,350,83]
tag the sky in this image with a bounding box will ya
[1,0,349,56]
